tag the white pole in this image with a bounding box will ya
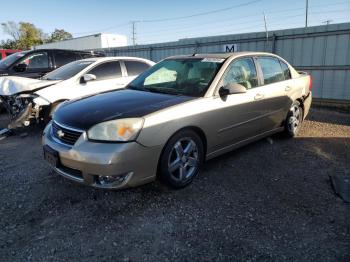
[263,12,269,47]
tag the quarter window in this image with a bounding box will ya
[87,61,122,80]
[257,57,285,85]
[280,60,291,80]
[125,61,150,76]
[222,58,258,89]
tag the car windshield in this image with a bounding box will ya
[0,51,28,69]
[127,58,225,97]
[42,60,94,80]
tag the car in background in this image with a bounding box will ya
[0,49,104,79]
[0,57,154,128]
[42,52,312,190]
[0,49,22,60]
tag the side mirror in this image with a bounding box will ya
[219,83,247,97]
[13,63,28,72]
[82,74,97,83]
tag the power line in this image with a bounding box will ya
[137,2,350,37]
[141,0,262,23]
[73,22,131,35]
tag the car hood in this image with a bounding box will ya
[0,76,61,96]
[54,89,196,130]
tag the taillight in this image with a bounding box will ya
[309,75,313,91]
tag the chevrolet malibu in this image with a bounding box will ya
[42,52,312,189]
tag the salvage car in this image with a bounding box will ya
[0,57,154,128]
[0,49,104,78]
[42,52,312,189]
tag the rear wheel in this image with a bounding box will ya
[284,101,303,137]
[159,130,204,188]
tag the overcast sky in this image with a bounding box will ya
[1,0,349,45]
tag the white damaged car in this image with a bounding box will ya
[0,57,154,128]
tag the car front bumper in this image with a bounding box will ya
[42,122,162,189]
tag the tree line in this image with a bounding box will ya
[0,21,73,50]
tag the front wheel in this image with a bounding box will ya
[158,130,204,188]
[284,101,303,137]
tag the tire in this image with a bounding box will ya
[284,101,303,137]
[158,129,204,189]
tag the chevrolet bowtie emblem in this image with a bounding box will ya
[57,129,65,138]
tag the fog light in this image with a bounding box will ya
[97,172,133,186]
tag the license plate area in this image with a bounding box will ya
[43,145,60,168]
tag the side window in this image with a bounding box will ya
[257,57,285,85]
[54,52,78,67]
[280,60,291,80]
[125,61,150,76]
[18,52,49,69]
[222,58,258,89]
[87,61,122,80]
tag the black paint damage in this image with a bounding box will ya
[53,89,196,130]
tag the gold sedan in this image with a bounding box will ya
[42,52,312,189]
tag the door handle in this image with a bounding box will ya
[285,86,292,91]
[254,93,264,100]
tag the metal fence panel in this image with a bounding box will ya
[95,23,350,101]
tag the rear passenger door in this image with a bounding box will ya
[123,60,151,83]
[255,56,290,132]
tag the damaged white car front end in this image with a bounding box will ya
[0,77,60,128]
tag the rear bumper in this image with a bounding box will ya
[42,123,162,189]
[303,91,312,119]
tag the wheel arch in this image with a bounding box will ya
[156,125,208,177]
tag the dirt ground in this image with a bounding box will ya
[0,107,349,261]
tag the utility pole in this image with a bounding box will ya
[263,12,269,48]
[305,0,309,28]
[131,21,137,46]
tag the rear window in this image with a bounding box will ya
[257,57,285,85]
[125,61,151,76]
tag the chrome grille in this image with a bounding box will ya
[51,121,83,146]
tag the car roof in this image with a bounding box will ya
[78,56,154,63]
[29,49,98,54]
[166,52,277,60]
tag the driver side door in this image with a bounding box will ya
[10,51,52,78]
[210,57,266,151]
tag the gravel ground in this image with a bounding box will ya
[0,107,349,261]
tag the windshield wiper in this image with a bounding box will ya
[145,86,181,95]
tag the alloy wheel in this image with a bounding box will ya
[167,137,199,182]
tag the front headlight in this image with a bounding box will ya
[87,118,144,142]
